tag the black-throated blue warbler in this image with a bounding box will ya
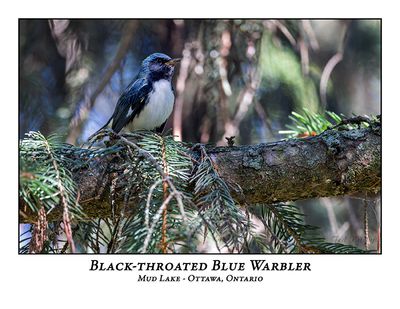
[93,53,180,136]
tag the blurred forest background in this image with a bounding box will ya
[19,19,381,250]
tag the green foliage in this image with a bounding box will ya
[260,33,320,113]
[248,204,365,253]
[191,145,251,252]
[279,108,379,139]
[19,127,369,254]
[115,132,195,253]
[249,203,320,253]
[19,132,83,217]
[279,108,342,138]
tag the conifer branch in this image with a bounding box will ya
[42,137,76,252]
[19,116,381,253]
[19,121,381,223]
[161,138,169,253]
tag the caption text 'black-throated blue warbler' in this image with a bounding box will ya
[95,53,180,135]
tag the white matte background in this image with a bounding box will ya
[0,1,397,308]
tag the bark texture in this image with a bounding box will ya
[210,125,381,204]
[20,124,381,223]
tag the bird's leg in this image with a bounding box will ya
[155,121,167,136]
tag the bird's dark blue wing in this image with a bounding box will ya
[111,78,152,133]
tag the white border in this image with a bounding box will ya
[2,1,399,308]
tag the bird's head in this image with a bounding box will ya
[141,53,181,81]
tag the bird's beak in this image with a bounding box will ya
[165,58,181,67]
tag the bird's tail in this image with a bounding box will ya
[87,116,113,141]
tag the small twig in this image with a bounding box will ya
[322,198,339,236]
[272,20,297,47]
[173,42,192,141]
[107,217,121,253]
[330,115,374,130]
[194,210,222,253]
[320,53,343,109]
[268,205,313,253]
[145,179,163,229]
[29,206,48,253]
[320,21,349,108]
[60,241,69,254]
[142,193,175,253]
[254,100,274,140]
[299,38,309,75]
[225,136,235,147]
[113,182,135,252]
[110,174,118,224]
[219,29,232,95]
[301,20,319,51]
[94,219,101,253]
[118,133,188,226]
[43,139,76,253]
[364,198,370,250]
[377,226,381,254]
[161,139,169,253]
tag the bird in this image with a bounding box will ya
[92,52,180,137]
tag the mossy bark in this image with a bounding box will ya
[209,125,381,204]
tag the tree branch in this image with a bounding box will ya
[20,123,381,223]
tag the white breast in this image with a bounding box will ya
[130,80,174,131]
